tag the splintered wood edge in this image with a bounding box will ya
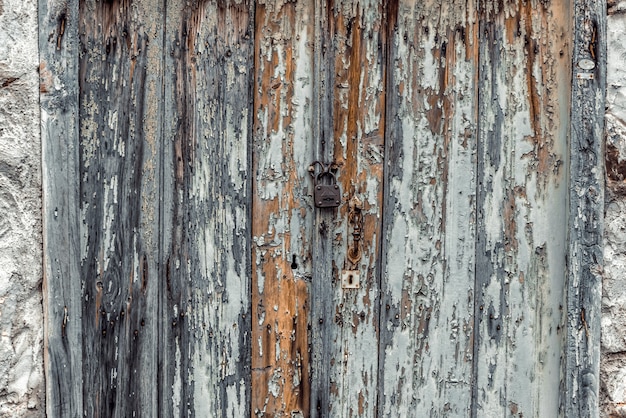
[566,0,606,416]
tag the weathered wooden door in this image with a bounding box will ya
[40,0,605,417]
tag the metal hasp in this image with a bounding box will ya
[342,196,363,290]
[347,196,363,264]
[310,161,341,208]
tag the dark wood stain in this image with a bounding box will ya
[77,0,160,414]
[566,0,606,416]
[162,1,254,416]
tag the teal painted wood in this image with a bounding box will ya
[378,1,478,416]
[473,1,573,416]
[378,1,603,417]
[39,0,83,416]
[161,1,254,416]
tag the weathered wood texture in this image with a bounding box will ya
[252,2,387,416]
[42,0,254,416]
[161,2,253,417]
[474,0,572,416]
[77,0,164,415]
[379,1,478,416]
[40,0,606,416]
[327,2,387,416]
[39,0,83,416]
[566,0,606,416]
[309,1,334,416]
[251,1,314,416]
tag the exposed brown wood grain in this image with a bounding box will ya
[328,1,387,416]
[251,1,314,416]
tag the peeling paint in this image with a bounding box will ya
[38,0,606,417]
[252,1,313,415]
[380,1,477,415]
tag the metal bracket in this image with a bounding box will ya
[576,72,594,80]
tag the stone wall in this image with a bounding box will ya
[0,0,45,415]
[602,2,626,416]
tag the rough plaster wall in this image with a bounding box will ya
[0,0,45,415]
[602,1,626,417]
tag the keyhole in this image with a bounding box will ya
[291,254,298,269]
[348,274,353,285]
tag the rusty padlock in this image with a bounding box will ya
[314,171,341,208]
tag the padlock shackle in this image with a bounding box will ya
[309,160,328,176]
[315,170,337,183]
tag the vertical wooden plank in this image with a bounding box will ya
[326,1,386,416]
[160,1,254,416]
[566,0,606,415]
[309,0,335,415]
[39,0,82,415]
[378,1,479,416]
[77,1,163,415]
[251,1,315,415]
[473,0,572,416]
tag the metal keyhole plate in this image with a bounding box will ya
[341,270,360,289]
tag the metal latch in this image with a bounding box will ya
[342,196,363,289]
